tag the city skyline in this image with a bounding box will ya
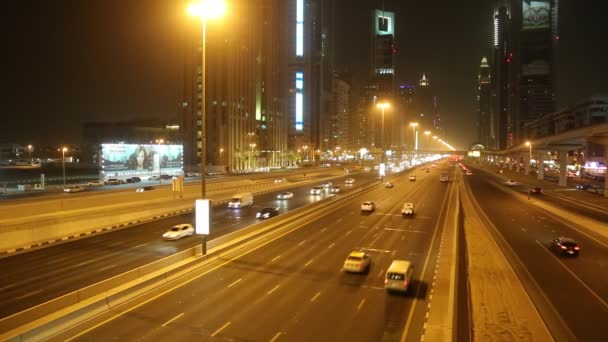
[0,0,606,150]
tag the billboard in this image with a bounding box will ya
[375,10,394,35]
[101,143,183,177]
[523,1,551,30]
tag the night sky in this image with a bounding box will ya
[1,0,606,149]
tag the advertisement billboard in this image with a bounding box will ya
[101,143,183,178]
[522,0,551,30]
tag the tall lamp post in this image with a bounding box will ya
[61,147,68,188]
[525,141,532,158]
[188,0,226,255]
[249,143,256,170]
[156,139,164,183]
[188,0,226,198]
[376,102,390,163]
[28,144,33,164]
[409,122,419,156]
[424,131,431,150]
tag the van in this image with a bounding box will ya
[385,260,414,293]
[228,192,254,208]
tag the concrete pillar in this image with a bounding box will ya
[516,157,521,173]
[524,156,531,175]
[509,158,514,170]
[558,151,568,187]
[537,155,545,180]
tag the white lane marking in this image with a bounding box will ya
[0,283,17,292]
[345,230,352,236]
[321,227,327,232]
[74,259,96,267]
[270,332,283,342]
[46,257,67,265]
[15,289,42,300]
[337,218,343,223]
[271,255,281,262]
[211,321,231,337]
[377,269,384,278]
[98,264,117,272]
[297,240,306,246]
[227,278,242,288]
[535,240,608,309]
[310,292,321,302]
[360,248,392,253]
[267,285,280,295]
[134,242,150,249]
[357,298,366,311]
[384,228,426,233]
[521,227,527,232]
[304,259,314,267]
[161,312,184,327]
[108,241,123,247]
[328,243,335,249]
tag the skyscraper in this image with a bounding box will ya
[478,57,493,148]
[372,9,396,149]
[511,0,558,144]
[491,2,512,150]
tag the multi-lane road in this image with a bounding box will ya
[465,166,608,342]
[68,164,455,341]
[3,160,607,341]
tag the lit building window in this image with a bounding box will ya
[296,0,304,56]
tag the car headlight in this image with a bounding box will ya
[256,213,261,218]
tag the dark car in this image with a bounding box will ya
[550,237,580,257]
[256,207,279,219]
[160,174,173,180]
[576,184,593,190]
[529,187,543,195]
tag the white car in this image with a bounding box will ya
[343,251,371,273]
[310,186,325,195]
[361,201,376,212]
[506,179,517,185]
[466,170,473,176]
[345,178,355,185]
[64,186,85,193]
[330,185,342,193]
[322,182,333,189]
[401,203,415,216]
[408,175,416,181]
[104,178,123,185]
[163,224,194,240]
[277,191,294,200]
[87,181,104,187]
[385,182,394,188]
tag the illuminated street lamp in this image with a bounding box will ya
[376,102,390,163]
[219,147,224,163]
[188,0,226,199]
[409,122,419,152]
[156,139,164,183]
[61,147,68,188]
[27,144,33,164]
[424,131,431,150]
[525,141,532,158]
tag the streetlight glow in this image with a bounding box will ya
[188,0,226,19]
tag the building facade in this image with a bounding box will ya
[478,57,493,148]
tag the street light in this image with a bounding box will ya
[27,144,33,164]
[61,147,68,188]
[156,139,164,183]
[376,102,390,163]
[409,122,419,152]
[249,143,256,170]
[525,141,532,158]
[424,131,431,150]
[219,148,224,163]
[188,0,226,199]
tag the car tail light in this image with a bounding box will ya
[574,246,580,250]
[403,280,408,287]
[384,279,388,285]
[560,245,567,250]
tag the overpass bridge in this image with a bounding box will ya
[477,122,608,195]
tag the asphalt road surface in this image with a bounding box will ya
[69,164,457,341]
[465,170,608,342]
[0,171,379,318]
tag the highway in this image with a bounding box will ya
[69,164,456,341]
[0,170,379,318]
[464,167,608,341]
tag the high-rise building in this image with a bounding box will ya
[478,57,493,148]
[491,2,512,149]
[180,0,289,171]
[331,73,351,151]
[397,83,415,148]
[510,0,558,144]
[416,74,434,131]
[372,9,396,150]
